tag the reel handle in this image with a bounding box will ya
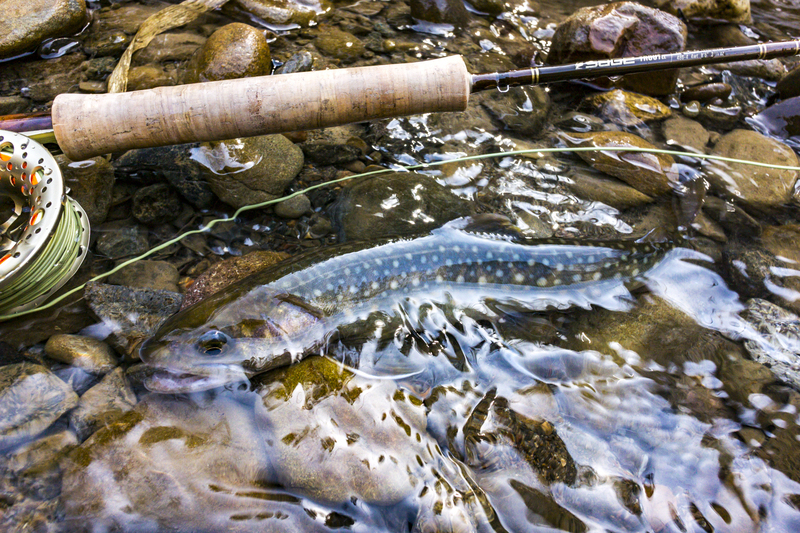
[52,56,471,161]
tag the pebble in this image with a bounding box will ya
[44,335,117,375]
[55,155,115,225]
[274,194,311,219]
[582,89,671,127]
[314,28,366,64]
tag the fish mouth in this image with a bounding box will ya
[143,364,250,393]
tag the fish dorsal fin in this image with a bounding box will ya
[442,214,527,242]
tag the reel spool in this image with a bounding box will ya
[0,130,90,316]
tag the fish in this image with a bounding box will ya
[139,215,669,392]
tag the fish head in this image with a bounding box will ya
[139,286,323,393]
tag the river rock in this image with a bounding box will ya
[742,299,800,390]
[181,250,289,309]
[133,32,206,64]
[115,144,215,209]
[4,429,78,500]
[255,356,469,518]
[714,58,785,81]
[548,2,687,96]
[0,95,30,115]
[193,135,304,209]
[56,156,115,226]
[126,63,177,90]
[84,282,183,358]
[69,368,137,441]
[559,131,677,196]
[94,221,149,259]
[776,64,800,99]
[654,0,750,23]
[300,142,362,165]
[230,0,327,26]
[564,171,654,209]
[0,0,87,59]
[704,129,798,209]
[186,23,271,84]
[332,172,472,241]
[61,393,326,532]
[131,183,183,226]
[680,82,732,103]
[480,86,551,137]
[750,96,800,140]
[581,89,671,127]
[0,363,78,451]
[697,103,741,131]
[410,0,471,27]
[108,260,180,293]
[313,28,366,64]
[44,334,117,375]
[274,193,311,219]
[663,116,709,153]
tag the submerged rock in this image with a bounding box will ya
[558,131,677,196]
[331,172,472,241]
[410,0,471,27]
[69,368,137,441]
[743,299,800,390]
[61,393,327,532]
[680,82,732,103]
[254,357,480,529]
[193,135,304,209]
[563,170,654,209]
[84,283,183,358]
[481,86,551,137]
[131,183,183,226]
[0,0,87,59]
[663,116,709,153]
[94,221,149,259]
[0,363,78,451]
[313,28,366,64]
[548,2,687,96]
[582,89,671,127]
[56,155,115,226]
[185,23,271,83]
[704,130,798,209]
[108,260,181,293]
[44,334,117,375]
[230,0,326,27]
[750,96,800,140]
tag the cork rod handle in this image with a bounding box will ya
[51,56,471,161]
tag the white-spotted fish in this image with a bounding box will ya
[139,216,669,392]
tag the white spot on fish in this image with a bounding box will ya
[457,275,465,283]
[393,260,400,268]
[390,280,399,290]
[572,274,582,282]
[536,277,547,287]
[478,276,487,284]
[592,272,602,281]
[514,273,525,283]
[496,270,504,278]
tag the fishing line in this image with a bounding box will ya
[0,145,797,321]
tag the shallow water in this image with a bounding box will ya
[2,0,800,531]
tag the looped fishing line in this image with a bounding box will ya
[0,145,797,322]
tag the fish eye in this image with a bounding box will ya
[197,330,230,356]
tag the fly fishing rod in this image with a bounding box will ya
[2,39,799,161]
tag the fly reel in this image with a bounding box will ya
[0,130,90,315]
